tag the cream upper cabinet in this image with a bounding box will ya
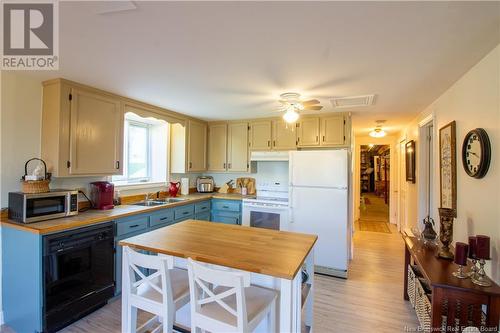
[227,122,249,172]
[207,123,228,172]
[69,89,123,175]
[171,120,208,173]
[297,117,320,147]
[41,80,124,177]
[321,115,345,146]
[249,121,272,150]
[187,120,207,172]
[272,120,297,150]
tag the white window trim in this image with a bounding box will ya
[125,119,153,183]
[112,112,170,188]
[112,181,169,191]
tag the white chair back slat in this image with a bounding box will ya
[188,258,249,332]
[122,247,182,333]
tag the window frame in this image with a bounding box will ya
[126,119,153,183]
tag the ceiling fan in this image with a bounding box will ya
[275,92,323,123]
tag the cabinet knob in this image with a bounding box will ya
[189,162,192,169]
[267,141,270,147]
[116,161,120,169]
[228,163,232,169]
[223,163,226,169]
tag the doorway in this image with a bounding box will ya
[359,144,391,233]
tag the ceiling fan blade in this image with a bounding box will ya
[302,99,321,106]
[303,105,323,111]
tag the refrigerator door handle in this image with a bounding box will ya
[289,187,294,223]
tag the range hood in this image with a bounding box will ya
[250,151,289,161]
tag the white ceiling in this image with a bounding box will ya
[27,1,500,136]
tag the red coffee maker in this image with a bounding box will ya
[90,181,115,210]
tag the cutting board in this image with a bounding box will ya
[235,177,256,195]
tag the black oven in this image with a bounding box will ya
[43,222,115,333]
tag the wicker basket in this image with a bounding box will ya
[21,158,51,193]
[407,265,417,308]
[415,277,432,332]
[407,265,423,308]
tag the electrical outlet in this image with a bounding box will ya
[75,187,87,194]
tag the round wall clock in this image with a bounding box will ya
[461,128,491,179]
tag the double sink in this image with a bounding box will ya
[134,197,188,207]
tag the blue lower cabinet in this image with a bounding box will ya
[211,199,242,225]
[173,204,195,220]
[195,211,211,221]
[211,212,240,224]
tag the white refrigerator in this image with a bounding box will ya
[289,149,351,278]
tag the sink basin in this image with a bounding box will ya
[132,198,188,206]
[134,200,167,207]
[164,198,188,203]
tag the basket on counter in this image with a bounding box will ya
[21,158,51,193]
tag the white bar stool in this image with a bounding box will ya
[187,258,278,333]
[121,247,190,333]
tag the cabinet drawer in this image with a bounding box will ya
[116,216,149,236]
[212,200,240,212]
[195,201,211,214]
[150,209,174,227]
[195,212,211,221]
[212,212,240,225]
[174,204,195,220]
[174,216,193,224]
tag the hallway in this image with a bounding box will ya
[358,192,391,233]
[314,223,419,332]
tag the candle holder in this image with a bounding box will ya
[437,208,455,260]
[452,265,469,279]
[467,258,478,279]
[471,259,492,287]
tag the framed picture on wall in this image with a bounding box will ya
[439,121,457,217]
[405,140,416,183]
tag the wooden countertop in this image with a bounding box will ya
[1,192,251,235]
[120,220,317,280]
[404,235,500,295]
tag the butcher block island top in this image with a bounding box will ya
[119,220,318,280]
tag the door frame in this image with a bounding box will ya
[397,137,408,232]
[353,136,397,225]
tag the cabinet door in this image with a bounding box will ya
[188,120,207,172]
[297,117,320,147]
[227,122,249,172]
[208,124,227,171]
[69,89,123,175]
[321,115,345,146]
[249,121,272,150]
[272,120,297,150]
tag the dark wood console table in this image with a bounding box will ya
[403,235,500,332]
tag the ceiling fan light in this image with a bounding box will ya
[283,109,299,123]
[369,128,386,138]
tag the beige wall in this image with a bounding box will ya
[1,72,43,208]
[401,44,500,283]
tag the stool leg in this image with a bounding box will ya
[268,299,277,333]
[162,307,174,333]
[127,306,138,333]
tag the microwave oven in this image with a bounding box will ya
[8,190,79,223]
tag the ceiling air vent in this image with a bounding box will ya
[330,95,375,109]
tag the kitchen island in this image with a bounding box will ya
[119,220,317,332]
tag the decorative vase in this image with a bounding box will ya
[438,208,455,260]
[421,216,437,245]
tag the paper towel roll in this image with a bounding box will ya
[180,178,189,195]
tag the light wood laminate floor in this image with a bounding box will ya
[1,222,419,333]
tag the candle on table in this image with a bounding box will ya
[475,235,490,260]
[468,236,476,259]
[454,242,469,266]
